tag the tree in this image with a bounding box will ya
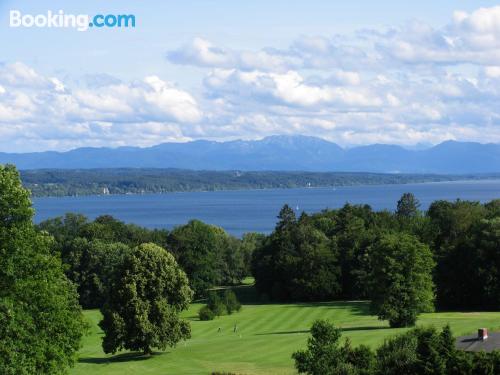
[198,305,215,321]
[99,243,193,355]
[376,325,462,375]
[369,233,435,327]
[252,211,340,301]
[223,290,241,314]
[0,164,85,374]
[216,228,246,285]
[239,232,265,276]
[396,193,420,218]
[206,291,227,316]
[62,238,130,308]
[168,220,224,296]
[427,200,488,309]
[292,320,374,375]
[375,330,419,375]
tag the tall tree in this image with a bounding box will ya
[0,165,85,375]
[168,220,224,296]
[62,238,130,308]
[99,243,193,355]
[427,200,488,309]
[252,206,340,301]
[369,233,435,327]
[396,192,421,218]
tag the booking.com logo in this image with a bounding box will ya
[9,10,136,31]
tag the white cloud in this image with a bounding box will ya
[484,65,500,78]
[167,37,235,68]
[205,69,381,108]
[167,6,500,70]
[4,6,500,151]
[0,64,203,152]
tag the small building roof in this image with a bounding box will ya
[456,332,500,352]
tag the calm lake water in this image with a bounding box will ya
[33,180,500,236]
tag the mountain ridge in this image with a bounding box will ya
[1,135,499,173]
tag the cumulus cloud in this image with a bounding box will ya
[4,6,500,151]
[204,69,381,108]
[167,6,500,70]
[167,37,301,72]
[167,36,371,72]
[0,63,202,152]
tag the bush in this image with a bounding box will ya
[199,306,216,321]
[295,320,500,375]
[292,320,375,375]
[224,290,242,314]
[200,290,242,321]
[207,291,227,316]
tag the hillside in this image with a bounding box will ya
[3,136,500,173]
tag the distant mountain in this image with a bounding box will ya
[1,135,499,173]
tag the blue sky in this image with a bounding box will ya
[1,0,500,151]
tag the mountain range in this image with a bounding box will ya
[2,135,499,174]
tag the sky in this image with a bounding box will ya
[1,0,500,152]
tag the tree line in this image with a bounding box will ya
[252,194,500,326]
[20,168,487,197]
[38,189,499,330]
[38,213,263,307]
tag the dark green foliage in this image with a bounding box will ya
[369,233,435,327]
[168,220,225,296]
[0,165,86,375]
[200,290,242,320]
[252,205,341,301]
[40,214,249,307]
[427,200,500,309]
[216,229,247,286]
[198,306,215,321]
[295,320,500,375]
[376,325,498,375]
[292,320,375,375]
[224,290,242,314]
[207,291,227,316]
[331,204,379,299]
[62,239,130,308]
[39,213,169,249]
[169,220,248,296]
[252,197,499,312]
[396,192,421,218]
[38,214,157,309]
[375,331,419,374]
[239,232,265,276]
[21,168,473,197]
[99,243,193,355]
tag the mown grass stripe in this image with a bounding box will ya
[73,301,500,375]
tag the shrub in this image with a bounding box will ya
[207,291,227,316]
[292,320,375,375]
[199,306,216,321]
[224,290,242,314]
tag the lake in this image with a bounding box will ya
[33,180,500,236]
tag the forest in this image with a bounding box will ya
[20,168,499,197]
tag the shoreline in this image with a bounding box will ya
[31,177,500,200]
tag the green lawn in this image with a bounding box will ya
[73,285,500,375]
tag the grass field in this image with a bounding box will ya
[73,283,500,375]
